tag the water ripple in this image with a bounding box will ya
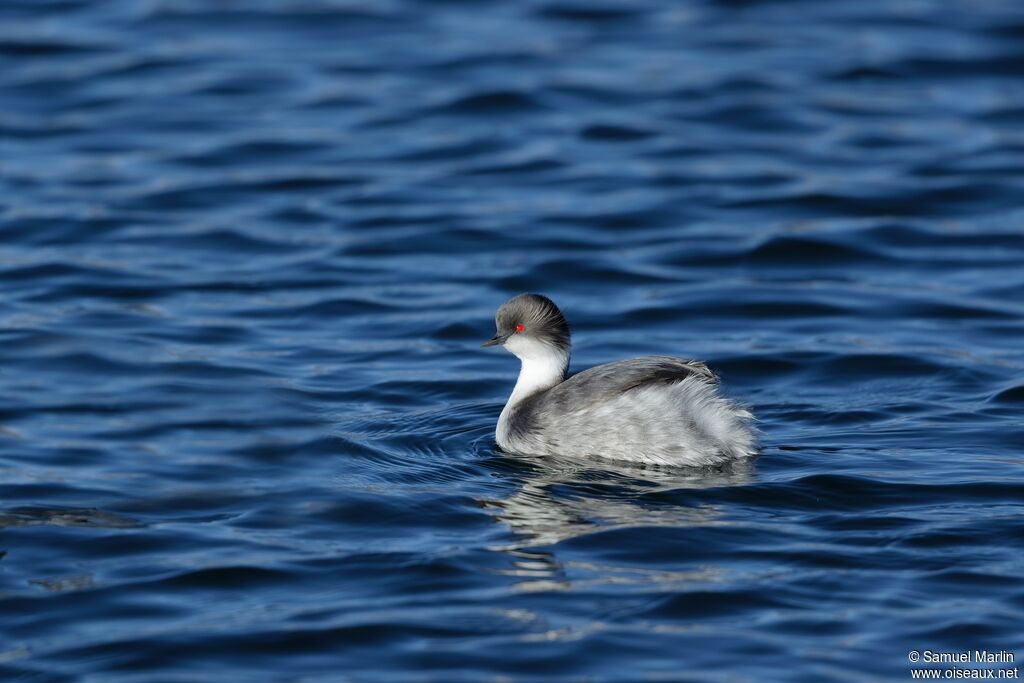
[1,0,1022,680]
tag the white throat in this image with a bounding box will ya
[496,336,569,447]
[508,352,567,406]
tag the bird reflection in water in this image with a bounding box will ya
[480,452,754,593]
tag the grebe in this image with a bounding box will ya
[482,294,756,466]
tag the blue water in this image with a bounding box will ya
[2,1,1023,680]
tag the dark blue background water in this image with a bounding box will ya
[2,1,1023,680]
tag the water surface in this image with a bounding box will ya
[1,0,1023,680]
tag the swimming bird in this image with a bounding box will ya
[482,294,756,466]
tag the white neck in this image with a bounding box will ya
[496,337,568,447]
[507,353,568,407]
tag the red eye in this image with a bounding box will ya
[515,324,524,333]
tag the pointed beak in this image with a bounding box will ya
[481,334,507,348]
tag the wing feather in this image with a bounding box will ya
[514,356,717,426]
[503,356,753,465]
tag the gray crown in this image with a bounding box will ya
[484,293,571,352]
